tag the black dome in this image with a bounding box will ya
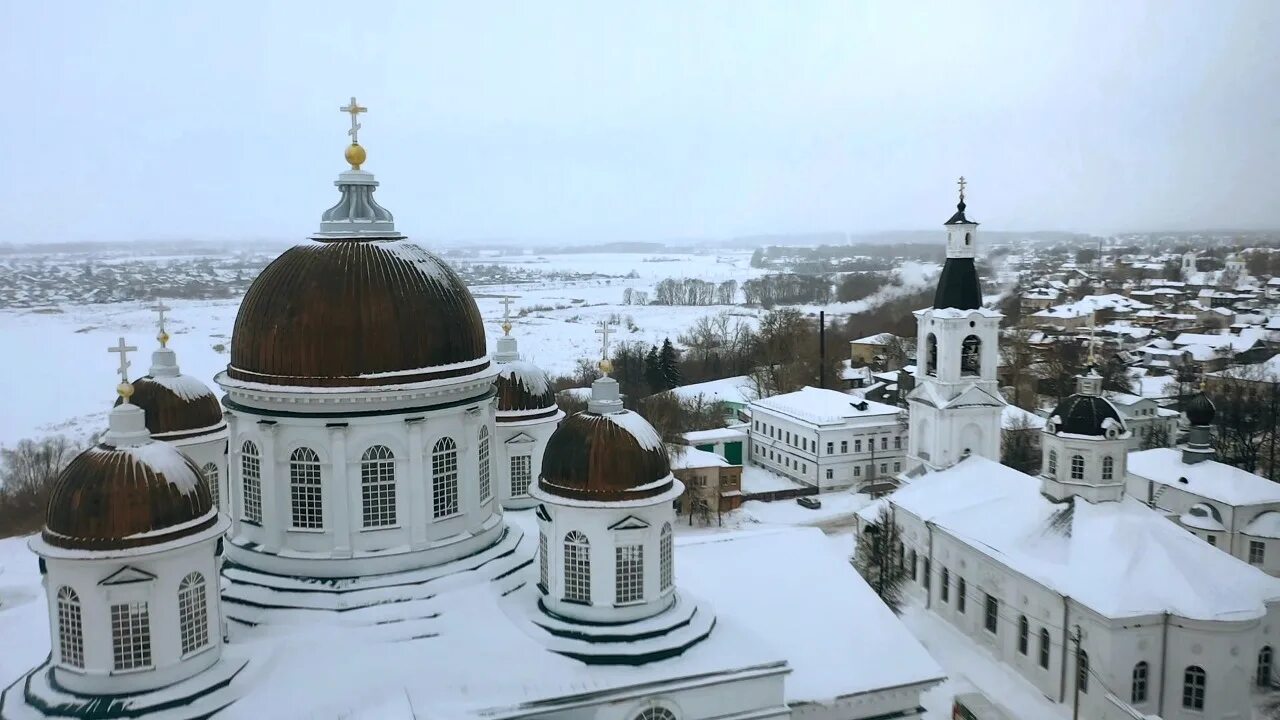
[1050,394,1125,437]
[933,258,982,310]
[1186,392,1216,426]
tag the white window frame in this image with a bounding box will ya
[178,572,209,657]
[289,447,324,530]
[360,445,397,528]
[241,441,262,524]
[510,454,533,497]
[200,462,219,510]
[110,601,153,672]
[563,531,591,603]
[478,427,492,503]
[56,586,84,669]
[615,543,644,604]
[660,523,673,592]
[432,437,460,519]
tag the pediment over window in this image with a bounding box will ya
[608,515,651,531]
[99,566,157,586]
[535,504,552,522]
[505,432,536,445]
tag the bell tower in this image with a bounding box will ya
[906,179,1005,472]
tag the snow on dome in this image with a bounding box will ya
[495,360,556,414]
[121,373,224,438]
[1180,504,1226,532]
[1047,393,1125,437]
[539,410,673,502]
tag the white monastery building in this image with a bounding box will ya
[1,103,945,720]
[861,188,1280,720]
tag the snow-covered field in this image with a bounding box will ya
[0,250,935,449]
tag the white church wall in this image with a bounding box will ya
[497,415,560,510]
[170,432,228,515]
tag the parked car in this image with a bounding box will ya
[796,496,821,510]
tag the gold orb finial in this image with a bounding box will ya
[598,358,614,375]
[345,143,366,170]
[157,329,170,348]
[117,381,134,401]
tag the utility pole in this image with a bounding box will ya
[819,310,827,390]
[1071,624,1083,720]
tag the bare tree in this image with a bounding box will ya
[854,505,908,613]
[1001,414,1042,474]
[0,435,82,537]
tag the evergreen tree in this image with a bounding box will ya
[658,338,681,390]
[644,345,663,392]
[854,505,908,614]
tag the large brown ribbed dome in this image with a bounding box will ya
[44,442,216,551]
[539,411,673,501]
[496,361,557,418]
[227,239,487,388]
[115,375,224,438]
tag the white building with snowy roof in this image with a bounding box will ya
[860,190,1280,720]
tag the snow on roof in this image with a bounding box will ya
[1205,353,1280,380]
[682,427,747,444]
[1127,448,1280,507]
[1031,294,1152,319]
[1244,512,1280,539]
[839,360,873,381]
[1099,324,1152,340]
[851,332,896,345]
[1001,404,1046,431]
[669,446,731,469]
[664,375,756,406]
[889,456,1280,621]
[752,386,900,425]
[1172,331,1262,353]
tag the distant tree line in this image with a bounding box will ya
[650,278,738,306]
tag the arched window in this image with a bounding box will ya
[1048,450,1058,475]
[110,601,152,670]
[964,232,971,246]
[1102,456,1114,481]
[56,587,83,668]
[563,531,590,603]
[660,523,673,591]
[200,462,219,510]
[360,445,396,528]
[1182,666,1205,710]
[178,572,209,655]
[1132,661,1149,703]
[478,427,492,503]
[289,447,323,529]
[241,441,261,523]
[538,528,549,592]
[510,455,533,496]
[1077,650,1089,694]
[1018,616,1029,655]
[616,543,644,604]
[941,567,950,602]
[1070,455,1085,480]
[1259,646,1273,688]
[432,438,459,518]
[634,709,677,720]
[1039,628,1051,669]
[925,334,938,376]
[961,335,982,376]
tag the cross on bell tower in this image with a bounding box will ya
[500,297,515,336]
[152,302,172,348]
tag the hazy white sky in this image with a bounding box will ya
[3,1,1278,243]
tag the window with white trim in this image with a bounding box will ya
[1132,661,1149,703]
[178,572,209,655]
[1070,455,1084,480]
[660,523,673,591]
[538,528,549,591]
[1047,449,1058,475]
[634,708,677,720]
[616,544,644,604]
[56,586,83,668]
[1251,540,1266,565]
[241,441,261,523]
[289,447,323,529]
[511,455,532,497]
[1182,666,1205,710]
[478,427,491,502]
[360,445,397,527]
[432,437,459,518]
[111,601,152,670]
[563,531,590,602]
[1101,455,1114,481]
[200,462,219,509]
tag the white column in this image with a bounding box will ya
[259,421,282,553]
[329,424,351,556]
[406,418,428,547]
[225,412,241,537]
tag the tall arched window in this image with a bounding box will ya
[200,462,220,510]
[432,437,459,518]
[1048,450,1058,475]
[510,455,533,497]
[110,601,152,670]
[1039,628,1051,669]
[634,709,677,720]
[1077,650,1089,694]
[538,529,549,591]
[56,586,83,668]
[1070,455,1085,480]
[909,549,918,581]
[1259,646,1273,688]
[616,544,644,604]
[660,523,673,591]
[289,447,323,529]
[360,445,396,528]
[961,335,982,376]
[241,441,261,523]
[478,427,492,503]
[1132,661,1149,703]
[178,572,209,655]
[1018,616,1028,655]
[563,531,590,603]
[964,232,971,246]
[1182,666,1205,710]
[925,334,938,376]
[1102,456,1114,481]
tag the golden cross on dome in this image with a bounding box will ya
[957,175,967,203]
[340,97,367,144]
[108,337,137,385]
[500,296,515,336]
[595,320,614,360]
[152,301,172,348]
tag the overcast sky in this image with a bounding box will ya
[3,1,1278,244]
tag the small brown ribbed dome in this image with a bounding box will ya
[44,442,215,551]
[115,375,223,438]
[539,411,673,501]
[227,240,488,388]
[496,361,557,416]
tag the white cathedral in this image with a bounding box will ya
[866,192,1280,720]
[0,105,944,720]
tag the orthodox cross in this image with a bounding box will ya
[1087,318,1098,364]
[500,296,514,336]
[108,337,137,384]
[957,175,967,203]
[595,320,614,361]
[340,97,367,144]
[152,301,172,347]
